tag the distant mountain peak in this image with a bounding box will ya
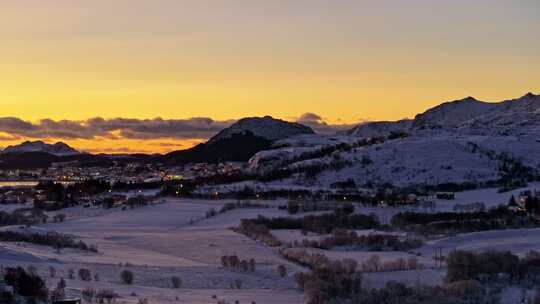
[458,96,479,102]
[2,140,80,156]
[163,116,314,164]
[521,92,537,99]
[208,116,314,144]
[412,96,495,128]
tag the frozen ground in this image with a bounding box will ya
[1,193,540,303]
[0,199,304,304]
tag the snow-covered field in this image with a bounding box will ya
[0,199,304,304]
[2,190,540,303]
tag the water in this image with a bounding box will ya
[0,181,39,188]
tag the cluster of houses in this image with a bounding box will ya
[507,190,540,215]
[0,189,31,205]
[185,162,243,178]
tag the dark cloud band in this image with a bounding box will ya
[0,114,358,141]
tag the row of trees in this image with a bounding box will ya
[220,255,256,272]
[0,208,46,227]
[299,229,423,251]
[286,200,354,215]
[0,230,97,253]
[243,211,380,235]
[280,248,422,274]
[236,219,282,247]
[391,206,538,235]
[446,250,540,285]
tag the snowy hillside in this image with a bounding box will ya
[413,97,497,128]
[346,120,412,138]
[2,140,80,156]
[247,92,540,187]
[208,116,314,144]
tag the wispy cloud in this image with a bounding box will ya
[0,114,360,141]
[0,117,235,141]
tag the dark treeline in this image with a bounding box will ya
[0,230,97,252]
[303,229,423,251]
[0,208,46,227]
[446,250,540,286]
[34,179,166,211]
[4,267,48,300]
[391,206,538,235]
[293,251,496,304]
[242,211,380,235]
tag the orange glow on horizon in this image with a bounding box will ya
[0,1,538,153]
[0,137,205,155]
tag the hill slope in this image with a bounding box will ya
[247,92,540,188]
[165,116,314,163]
[2,141,80,156]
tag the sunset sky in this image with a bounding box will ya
[0,0,539,153]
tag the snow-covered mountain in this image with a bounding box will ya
[345,92,540,137]
[346,120,413,138]
[247,92,540,188]
[2,141,80,156]
[208,116,314,144]
[164,116,314,163]
[413,96,497,128]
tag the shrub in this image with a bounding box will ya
[277,265,287,277]
[295,261,362,304]
[446,250,530,283]
[82,288,95,302]
[220,255,255,272]
[68,268,75,280]
[171,276,182,289]
[49,266,56,278]
[121,270,134,285]
[287,200,300,214]
[78,268,92,281]
[240,260,249,272]
[232,279,243,289]
[206,208,217,218]
[57,278,66,290]
[362,255,381,272]
[339,202,355,215]
[4,267,48,298]
[53,214,66,223]
[342,258,358,274]
[249,258,256,272]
